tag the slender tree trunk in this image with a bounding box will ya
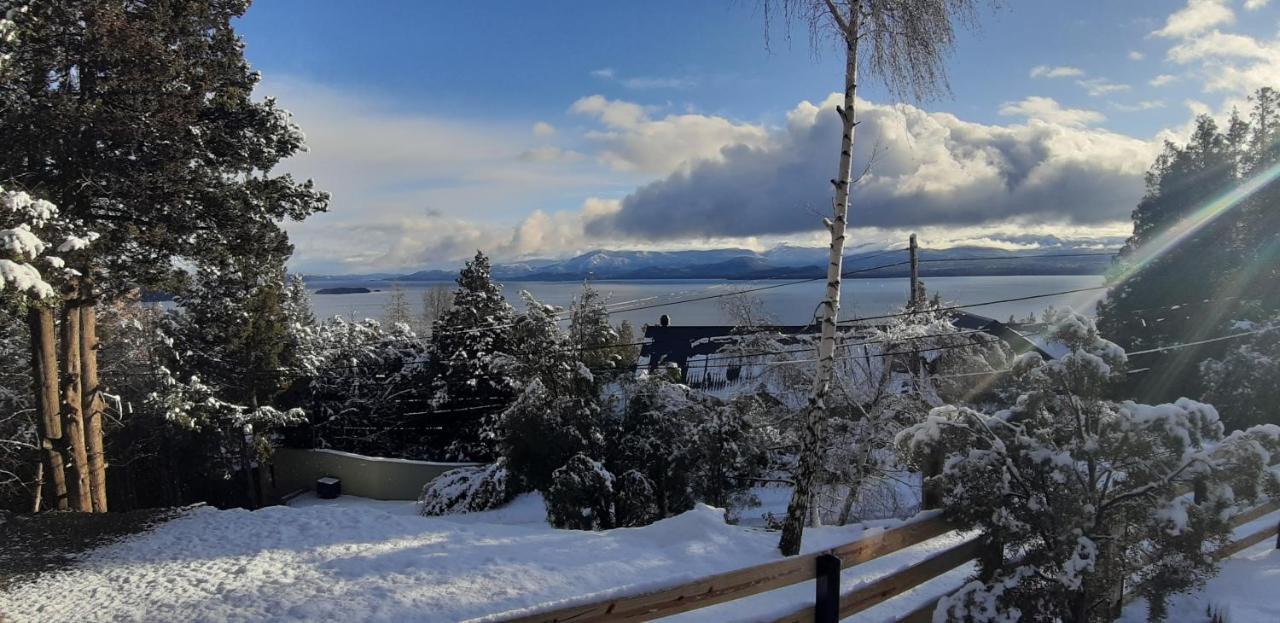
[780,4,860,556]
[31,461,44,513]
[80,291,108,512]
[28,306,68,511]
[60,298,93,512]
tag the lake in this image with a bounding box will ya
[307,274,1106,328]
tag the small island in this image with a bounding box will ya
[315,286,374,295]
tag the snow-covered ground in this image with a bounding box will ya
[1,493,968,623]
[1120,509,1280,623]
[5,492,1272,623]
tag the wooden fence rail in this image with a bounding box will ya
[492,491,1280,623]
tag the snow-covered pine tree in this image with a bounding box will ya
[568,282,620,377]
[898,310,1280,622]
[156,255,304,507]
[1,185,98,511]
[497,292,603,492]
[0,0,328,509]
[427,251,517,460]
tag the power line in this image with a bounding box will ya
[837,285,1110,325]
[1126,324,1277,356]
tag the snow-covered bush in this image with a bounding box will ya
[604,374,767,522]
[614,469,660,527]
[418,459,514,516]
[546,453,616,530]
[899,310,1280,622]
[292,315,430,457]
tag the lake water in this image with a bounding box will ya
[308,275,1106,328]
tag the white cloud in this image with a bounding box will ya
[1150,74,1179,87]
[1111,100,1167,112]
[257,77,622,273]
[1245,0,1271,10]
[585,94,1159,240]
[1030,65,1085,78]
[532,121,557,138]
[569,94,771,174]
[1128,51,1145,61]
[518,146,586,163]
[1154,0,1234,38]
[1154,2,1280,96]
[1077,78,1131,97]
[999,96,1106,127]
[589,68,696,90]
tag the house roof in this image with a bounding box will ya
[639,310,1050,373]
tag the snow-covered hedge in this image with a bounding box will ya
[545,453,616,530]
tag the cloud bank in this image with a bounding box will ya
[584,94,1157,241]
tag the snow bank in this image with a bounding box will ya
[1,494,970,623]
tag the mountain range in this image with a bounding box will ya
[303,242,1120,283]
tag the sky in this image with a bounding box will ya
[233,0,1280,274]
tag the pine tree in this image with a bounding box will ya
[1098,89,1280,409]
[158,254,305,507]
[427,251,516,460]
[0,0,328,509]
[568,282,620,376]
[498,292,602,492]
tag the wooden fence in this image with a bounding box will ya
[491,494,1280,623]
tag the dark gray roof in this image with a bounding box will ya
[639,311,1049,374]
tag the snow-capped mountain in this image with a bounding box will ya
[308,242,1121,283]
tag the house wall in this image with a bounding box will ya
[270,447,481,501]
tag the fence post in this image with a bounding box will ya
[815,553,841,623]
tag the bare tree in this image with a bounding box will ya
[762,0,987,556]
[420,284,454,333]
[719,288,776,330]
[384,284,413,329]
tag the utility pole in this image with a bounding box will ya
[908,234,920,309]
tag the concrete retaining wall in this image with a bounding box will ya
[270,447,480,501]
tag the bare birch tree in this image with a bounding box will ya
[762,0,987,556]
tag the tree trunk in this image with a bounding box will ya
[60,299,93,512]
[80,293,108,512]
[31,461,44,513]
[779,4,860,557]
[28,306,68,511]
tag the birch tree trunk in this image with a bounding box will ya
[28,306,68,511]
[779,2,860,556]
[80,290,108,512]
[60,298,93,512]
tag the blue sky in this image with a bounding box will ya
[234,1,1280,273]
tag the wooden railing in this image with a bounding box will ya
[490,495,1280,623]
